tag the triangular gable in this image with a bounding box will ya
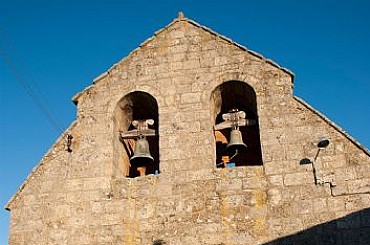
[9,13,296,210]
[72,12,294,105]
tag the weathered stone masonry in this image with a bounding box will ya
[6,13,370,245]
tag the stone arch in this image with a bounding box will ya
[113,91,159,177]
[211,80,263,167]
[203,72,263,105]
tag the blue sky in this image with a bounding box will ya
[1,0,369,243]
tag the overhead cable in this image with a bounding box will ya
[0,28,69,140]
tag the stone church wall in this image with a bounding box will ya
[7,16,370,245]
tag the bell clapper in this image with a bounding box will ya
[229,149,239,161]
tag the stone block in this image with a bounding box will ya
[242,176,266,189]
[312,198,328,214]
[169,30,185,39]
[170,44,188,53]
[327,197,346,212]
[267,188,282,206]
[333,167,357,182]
[264,161,286,175]
[283,172,313,186]
[54,204,71,218]
[281,186,302,201]
[83,177,110,190]
[180,92,201,104]
[293,199,313,215]
[331,183,349,196]
[183,59,200,69]
[322,154,347,169]
[91,201,104,214]
[347,179,370,194]
[267,175,284,186]
[355,164,370,178]
[155,184,173,197]
[216,178,243,192]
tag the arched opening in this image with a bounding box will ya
[113,91,159,178]
[211,81,263,167]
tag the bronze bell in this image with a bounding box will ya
[130,136,154,166]
[226,128,247,153]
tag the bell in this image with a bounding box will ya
[130,136,154,166]
[226,128,247,153]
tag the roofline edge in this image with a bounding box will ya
[5,121,78,211]
[294,96,370,157]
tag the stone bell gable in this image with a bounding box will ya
[6,13,370,245]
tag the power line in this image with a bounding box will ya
[0,27,69,140]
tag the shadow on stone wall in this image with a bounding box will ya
[263,207,370,245]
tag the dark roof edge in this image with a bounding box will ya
[72,85,94,105]
[294,96,370,157]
